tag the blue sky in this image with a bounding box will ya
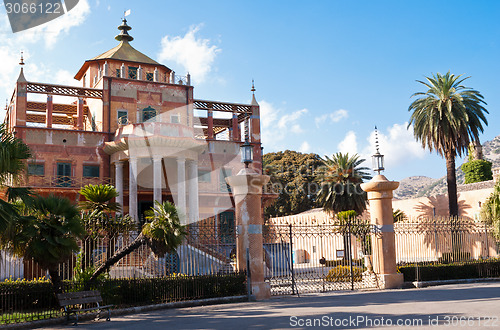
[0,0,499,181]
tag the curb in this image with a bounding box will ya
[405,277,500,288]
[3,295,249,329]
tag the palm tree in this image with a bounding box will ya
[408,72,488,216]
[317,153,371,262]
[481,182,500,242]
[6,195,85,292]
[79,184,135,269]
[0,123,31,233]
[316,152,371,215]
[89,201,186,282]
[79,184,120,214]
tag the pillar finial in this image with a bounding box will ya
[19,51,24,66]
[375,125,380,153]
[251,79,255,94]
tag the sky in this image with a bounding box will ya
[0,0,499,181]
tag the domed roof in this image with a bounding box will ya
[74,18,170,80]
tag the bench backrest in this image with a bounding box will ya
[57,290,103,307]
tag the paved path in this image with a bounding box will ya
[47,282,500,329]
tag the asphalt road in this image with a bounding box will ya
[46,282,500,329]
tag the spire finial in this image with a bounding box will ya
[115,16,134,42]
[19,51,24,66]
[251,79,255,94]
[372,125,385,174]
[374,125,380,153]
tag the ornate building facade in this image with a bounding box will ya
[5,19,268,227]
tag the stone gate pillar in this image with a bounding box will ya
[226,169,270,300]
[361,174,404,289]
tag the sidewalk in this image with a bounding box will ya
[46,282,500,329]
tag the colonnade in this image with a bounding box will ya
[114,156,199,223]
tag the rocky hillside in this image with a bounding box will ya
[394,134,500,199]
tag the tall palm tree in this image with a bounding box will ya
[316,152,371,215]
[7,195,85,292]
[408,72,488,216]
[89,201,186,281]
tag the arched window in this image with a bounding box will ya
[142,106,156,122]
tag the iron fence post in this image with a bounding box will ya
[289,224,296,295]
[348,219,354,291]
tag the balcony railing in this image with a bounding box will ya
[23,175,113,189]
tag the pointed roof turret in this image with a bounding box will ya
[74,18,171,80]
[115,18,134,42]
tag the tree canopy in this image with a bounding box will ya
[263,150,323,218]
[408,71,488,216]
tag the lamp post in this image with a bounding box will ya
[226,134,270,299]
[360,126,403,289]
[372,126,384,174]
[240,138,254,169]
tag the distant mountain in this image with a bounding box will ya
[394,134,500,199]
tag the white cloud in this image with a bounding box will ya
[338,131,358,154]
[11,0,91,48]
[278,108,308,129]
[332,123,426,172]
[315,109,348,127]
[367,123,426,168]
[299,141,311,153]
[259,101,308,150]
[158,24,220,83]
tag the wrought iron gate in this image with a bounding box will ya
[263,222,379,295]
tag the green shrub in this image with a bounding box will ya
[461,160,493,184]
[398,260,500,282]
[325,266,363,282]
[0,272,247,324]
[324,259,363,267]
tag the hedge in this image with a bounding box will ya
[398,260,500,282]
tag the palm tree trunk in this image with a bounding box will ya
[445,152,459,217]
[48,267,62,293]
[89,233,147,282]
[445,151,461,255]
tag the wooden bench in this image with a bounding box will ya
[56,290,113,325]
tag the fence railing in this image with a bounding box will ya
[394,218,498,265]
[1,223,236,282]
[0,273,247,325]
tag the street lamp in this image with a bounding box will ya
[240,138,254,168]
[372,126,384,174]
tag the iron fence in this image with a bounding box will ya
[1,222,236,282]
[263,220,379,295]
[394,217,498,265]
[0,273,247,325]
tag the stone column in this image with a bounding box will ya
[115,161,124,212]
[177,157,187,222]
[187,159,199,223]
[232,112,239,141]
[361,174,403,289]
[46,94,53,128]
[153,155,162,205]
[77,97,84,130]
[129,157,138,222]
[226,169,270,300]
[207,109,214,139]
